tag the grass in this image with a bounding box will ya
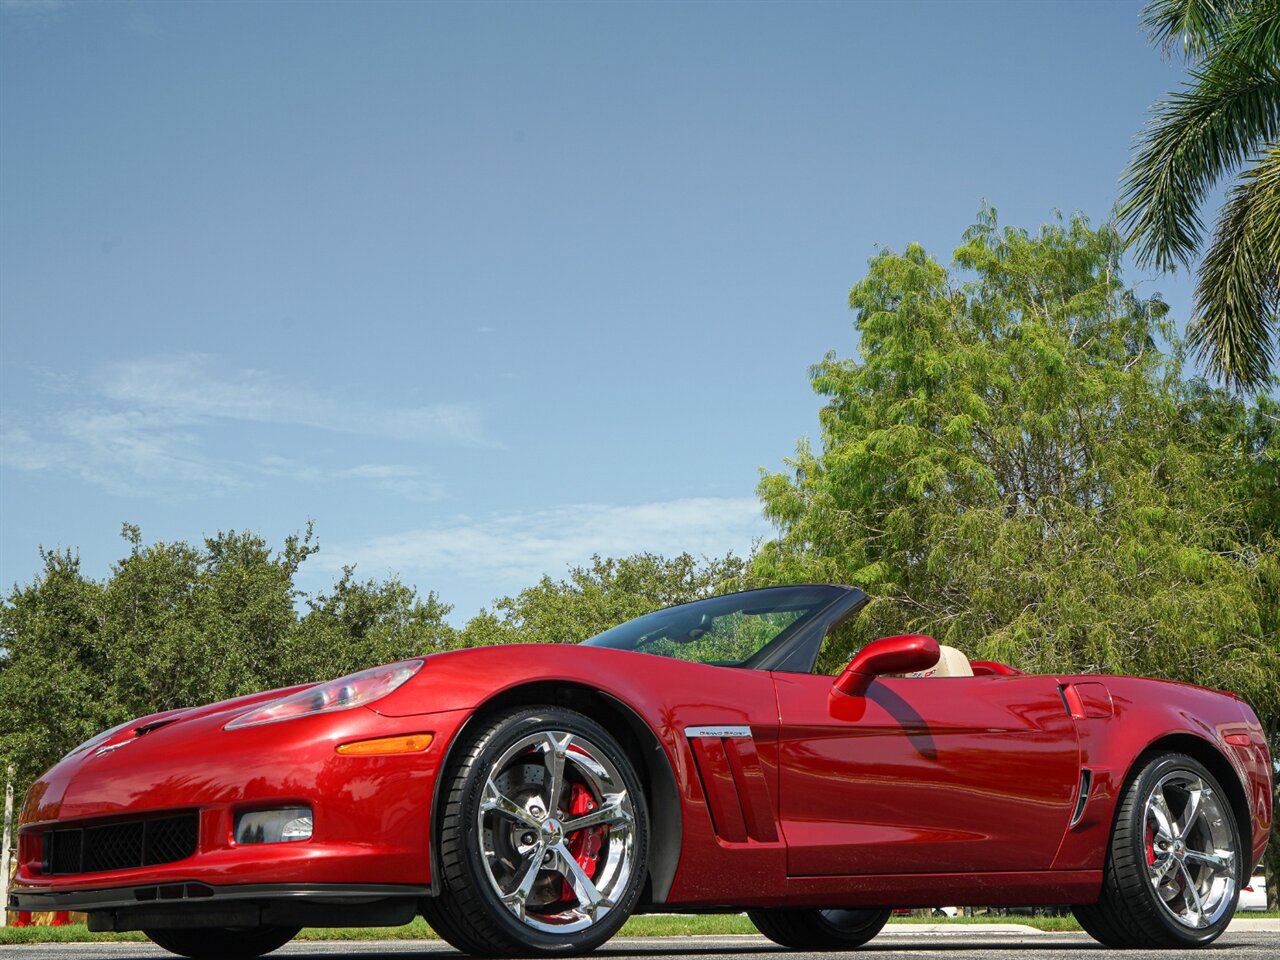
[887,915,1082,932]
[3,911,1278,945]
[0,915,754,946]
[1,925,148,945]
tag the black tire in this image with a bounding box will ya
[747,907,891,949]
[1073,752,1243,948]
[144,926,300,960]
[423,706,650,956]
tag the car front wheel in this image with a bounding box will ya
[422,706,649,956]
[143,926,299,959]
[1073,752,1242,948]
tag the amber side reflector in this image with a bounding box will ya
[336,734,434,756]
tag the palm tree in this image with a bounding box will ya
[1120,0,1280,392]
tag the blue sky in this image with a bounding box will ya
[0,0,1196,622]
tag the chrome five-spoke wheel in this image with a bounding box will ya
[1073,752,1242,949]
[478,729,637,932]
[423,707,649,957]
[1143,770,1237,930]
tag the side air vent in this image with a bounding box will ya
[134,716,184,737]
[1060,682,1114,719]
[1069,768,1093,828]
[684,726,778,844]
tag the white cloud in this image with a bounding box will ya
[1,413,244,496]
[322,496,768,590]
[99,355,485,446]
[0,355,473,499]
[256,457,446,502]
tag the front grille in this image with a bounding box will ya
[43,813,198,876]
[143,813,198,866]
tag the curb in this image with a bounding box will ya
[880,924,1049,935]
[1228,917,1280,931]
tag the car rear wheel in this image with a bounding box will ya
[422,706,649,956]
[747,907,891,949]
[1073,752,1242,948]
[143,926,300,959]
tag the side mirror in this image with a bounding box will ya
[832,634,940,697]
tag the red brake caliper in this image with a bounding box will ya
[562,782,604,900]
[1145,820,1156,867]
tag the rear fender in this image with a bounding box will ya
[1050,677,1265,871]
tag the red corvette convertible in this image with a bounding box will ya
[10,585,1273,958]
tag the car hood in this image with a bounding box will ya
[100,683,318,746]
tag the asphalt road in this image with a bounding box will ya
[3,931,1278,960]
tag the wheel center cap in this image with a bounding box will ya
[541,818,564,844]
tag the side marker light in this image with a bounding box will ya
[336,734,434,756]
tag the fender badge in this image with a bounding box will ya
[93,740,134,757]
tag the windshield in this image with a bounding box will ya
[581,585,844,667]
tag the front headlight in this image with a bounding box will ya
[224,660,423,730]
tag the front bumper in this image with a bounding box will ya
[12,703,473,904]
[9,881,430,931]
[8,880,430,913]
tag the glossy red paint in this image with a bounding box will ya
[832,634,939,697]
[969,661,1024,677]
[12,638,1273,917]
[1060,682,1113,719]
[1048,675,1273,873]
[18,695,472,893]
[776,672,1080,876]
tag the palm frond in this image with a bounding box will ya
[1189,144,1280,391]
[1121,1,1280,270]
[1221,0,1280,65]
[1142,0,1255,59]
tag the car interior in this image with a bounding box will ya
[908,645,974,678]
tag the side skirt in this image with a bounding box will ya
[782,870,1102,908]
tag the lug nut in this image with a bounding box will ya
[521,831,536,845]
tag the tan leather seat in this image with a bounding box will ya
[907,644,974,678]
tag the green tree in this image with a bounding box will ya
[756,208,1279,894]
[0,550,108,799]
[97,524,307,714]
[460,552,747,647]
[1121,0,1280,391]
[287,568,456,684]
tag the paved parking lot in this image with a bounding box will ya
[3,930,1278,960]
